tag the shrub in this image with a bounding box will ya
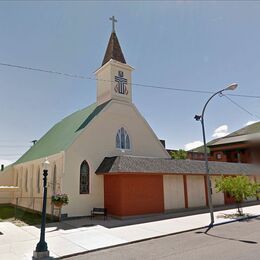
[215,176,258,215]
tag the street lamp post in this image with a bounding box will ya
[194,83,238,230]
[33,158,50,259]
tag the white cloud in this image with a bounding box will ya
[212,125,229,138]
[184,141,203,151]
[245,121,258,126]
[0,159,13,167]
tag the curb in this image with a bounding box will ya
[56,213,260,259]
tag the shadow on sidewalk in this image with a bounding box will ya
[34,201,260,233]
[195,230,257,244]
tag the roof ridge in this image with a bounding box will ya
[59,103,97,124]
[14,101,110,165]
[96,156,260,175]
[224,121,260,138]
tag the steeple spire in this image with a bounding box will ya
[102,16,126,66]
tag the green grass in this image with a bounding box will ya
[0,205,52,226]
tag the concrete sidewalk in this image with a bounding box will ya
[0,205,259,259]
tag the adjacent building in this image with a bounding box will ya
[208,123,260,163]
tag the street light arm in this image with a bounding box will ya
[201,89,225,120]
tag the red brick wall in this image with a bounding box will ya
[224,192,236,205]
[211,151,227,162]
[211,149,253,163]
[104,174,164,217]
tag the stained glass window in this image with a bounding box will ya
[116,127,130,150]
[37,168,40,193]
[25,169,28,192]
[80,161,89,194]
[53,165,57,193]
[116,133,120,148]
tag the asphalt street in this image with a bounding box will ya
[64,216,260,260]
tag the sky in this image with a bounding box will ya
[0,1,260,165]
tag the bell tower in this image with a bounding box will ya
[95,16,134,105]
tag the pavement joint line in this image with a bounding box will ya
[53,231,91,256]
[54,213,260,260]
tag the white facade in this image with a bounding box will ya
[96,60,134,105]
[10,153,64,215]
[163,175,185,210]
[63,100,169,217]
[187,175,206,208]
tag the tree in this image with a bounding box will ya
[215,175,258,215]
[170,149,188,160]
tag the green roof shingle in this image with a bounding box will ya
[15,101,110,165]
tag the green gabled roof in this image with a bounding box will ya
[225,121,260,138]
[15,101,110,165]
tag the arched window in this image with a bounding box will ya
[80,161,89,194]
[53,165,57,193]
[19,168,22,187]
[37,168,40,193]
[116,127,130,150]
[25,169,28,192]
[15,171,18,186]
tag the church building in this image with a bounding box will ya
[0,18,259,218]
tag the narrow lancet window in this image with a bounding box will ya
[80,161,90,194]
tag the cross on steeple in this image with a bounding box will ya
[109,16,117,32]
[102,16,126,66]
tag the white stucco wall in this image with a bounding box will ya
[0,166,14,204]
[13,153,63,215]
[245,175,258,201]
[211,176,225,205]
[96,60,133,105]
[163,175,185,210]
[63,100,169,217]
[187,175,206,208]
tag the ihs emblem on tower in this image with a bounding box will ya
[114,71,128,95]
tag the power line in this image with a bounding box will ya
[223,94,260,120]
[0,139,32,142]
[0,145,30,148]
[0,62,89,80]
[0,154,23,156]
[1,62,260,99]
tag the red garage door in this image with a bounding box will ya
[104,174,164,217]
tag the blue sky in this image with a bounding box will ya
[0,1,260,165]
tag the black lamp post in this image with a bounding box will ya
[194,83,238,230]
[33,158,50,259]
